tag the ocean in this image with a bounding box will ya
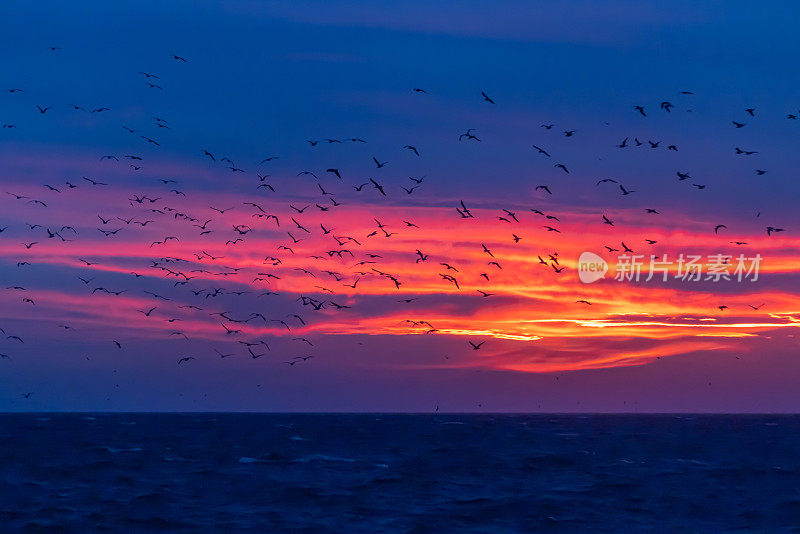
[1,414,798,532]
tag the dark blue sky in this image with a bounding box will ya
[4,0,799,216]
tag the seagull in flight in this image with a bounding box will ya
[532,145,551,157]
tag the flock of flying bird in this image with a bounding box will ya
[1,46,795,402]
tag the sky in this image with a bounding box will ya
[1,1,799,412]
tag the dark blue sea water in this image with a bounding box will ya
[1,414,799,532]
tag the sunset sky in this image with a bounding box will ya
[1,1,799,411]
